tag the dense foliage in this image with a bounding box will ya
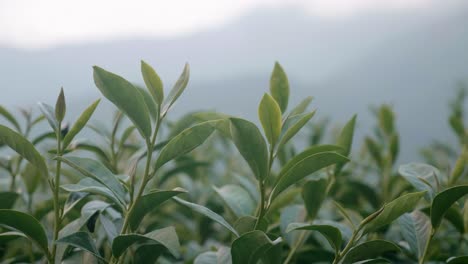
[0,61,467,264]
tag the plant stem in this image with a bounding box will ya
[51,122,63,263]
[420,228,436,264]
[254,147,274,230]
[283,230,307,264]
[333,227,361,264]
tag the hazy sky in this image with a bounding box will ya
[0,0,435,49]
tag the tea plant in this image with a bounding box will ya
[0,61,467,264]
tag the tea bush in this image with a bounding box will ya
[0,61,467,264]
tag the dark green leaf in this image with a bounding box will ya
[229,118,269,181]
[155,120,219,170]
[141,60,164,106]
[447,256,468,264]
[335,115,357,174]
[270,145,348,200]
[0,125,48,177]
[269,62,289,113]
[431,185,468,229]
[286,223,342,252]
[302,178,329,220]
[128,188,187,230]
[134,244,165,263]
[55,87,66,123]
[0,210,49,257]
[231,230,282,264]
[93,66,152,139]
[342,240,400,264]
[55,231,104,261]
[234,216,268,235]
[62,99,100,150]
[0,192,19,209]
[362,191,426,234]
[112,226,180,258]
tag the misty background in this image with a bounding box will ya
[1,0,468,162]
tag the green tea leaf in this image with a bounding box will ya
[155,120,219,170]
[229,118,269,181]
[277,111,316,150]
[0,210,49,257]
[302,177,329,220]
[112,226,180,258]
[93,66,152,139]
[258,93,282,146]
[335,115,357,174]
[270,62,289,113]
[38,102,58,132]
[61,178,124,210]
[0,192,19,209]
[55,87,66,123]
[55,231,104,261]
[231,230,282,264]
[128,188,187,231]
[431,185,468,229]
[399,163,438,200]
[173,197,239,237]
[214,184,255,218]
[234,216,268,235]
[362,191,426,234]
[137,87,158,121]
[134,244,165,264]
[342,240,400,264]
[270,145,347,200]
[62,99,100,150]
[287,96,313,117]
[286,223,342,252]
[141,60,164,106]
[58,156,126,205]
[398,211,431,260]
[0,125,48,178]
[0,105,21,132]
[162,63,190,116]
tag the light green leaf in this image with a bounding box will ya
[55,231,104,261]
[62,99,100,150]
[93,66,152,139]
[258,93,282,146]
[112,226,180,258]
[0,210,49,258]
[431,185,468,229]
[214,184,255,218]
[335,115,357,174]
[173,197,239,237]
[137,87,158,121]
[302,177,329,220]
[0,125,48,178]
[270,145,348,200]
[287,96,313,117]
[141,60,164,106]
[128,188,187,231]
[0,105,21,132]
[342,240,400,264]
[58,156,126,205]
[162,63,190,116]
[398,211,431,260]
[286,223,342,252]
[229,118,269,181]
[38,102,58,132]
[61,178,124,210]
[231,230,282,264]
[155,120,219,170]
[362,191,426,234]
[269,62,289,113]
[277,111,316,150]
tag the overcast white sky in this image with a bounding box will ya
[0,0,436,49]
